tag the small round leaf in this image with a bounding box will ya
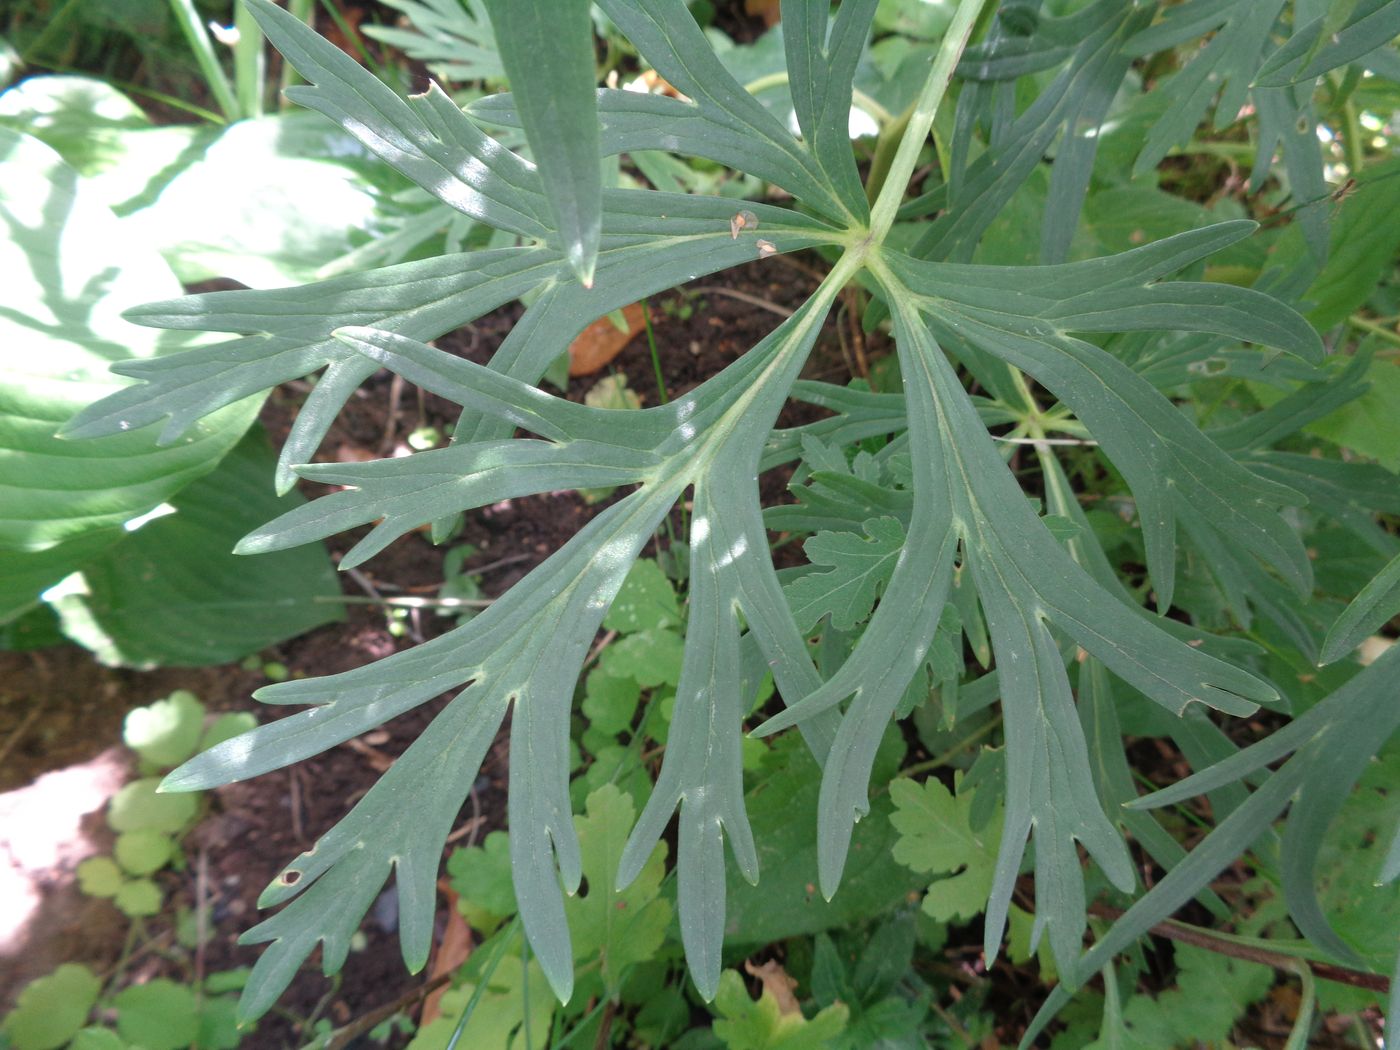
[70,1029,127,1050]
[113,979,199,1050]
[76,856,123,899]
[108,778,198,834]
[114,878,163,918]
[123,690,205,767]
[3,963,100,1050]
[114,830,171,876]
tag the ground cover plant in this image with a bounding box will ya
[20,0,1400,1044]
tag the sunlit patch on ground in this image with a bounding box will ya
[0,749,126,956]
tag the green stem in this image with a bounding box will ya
[642,299,668,405]
[1342,96,1365,175]
[866,0,989,245]
[234,0,266,119]
[166,0,240,121]
[1348,314,1400,347]
[894,716,1002,781]
[864,98,915,207]
[444,917,522,1050]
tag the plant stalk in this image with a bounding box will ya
[234,0,266,119]
[167,0,240,121]
[1089,905,1390,993]
[866,0,989,246]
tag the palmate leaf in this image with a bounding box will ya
[60,0,1362,1024]
[757,252,1291,974]
[62,193,839,491]
[163,295,847,1013]
[1124,0,1287,175]
[890,222,1321,612]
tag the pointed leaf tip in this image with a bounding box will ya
[486,0,601,289]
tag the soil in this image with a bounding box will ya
[0,249,862,1046]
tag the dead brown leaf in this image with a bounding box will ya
[568,302,650,377]
[744,958,801,1015]
[421,877,474,1024]
[745,0,783,28]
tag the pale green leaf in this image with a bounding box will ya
[784,517,904,633]
[114,878,163,918]
[485,0,601,286]
[109,778,198,834]
[114,831,172,877]
[123,690,205,767]
[711,969,849,1050]
[565,785,672,997]
[3,964,100,1050]
[1321,550,1400,664]
[889,776,1002,923]
[76,856,123,899]
[0,128,256,621]
[113,980,200,1050]
[603,558,681,633]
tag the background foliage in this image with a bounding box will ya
[3,0,1400,1047]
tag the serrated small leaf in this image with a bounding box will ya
[566,785,672,997]
[603,558,680,633]
[446,830,517,930]
[785,517,905,632]
[581,672,642,736]
[890,777,1002,923]
[711,969,850,1050]
[600,629,685,688]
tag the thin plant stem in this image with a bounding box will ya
[234,0,266,119]
[867,0,990,245]
[894,716,1002,782]
[445,917,522,1050]
[166,0,240,121]
[1350,314,1400,347]
[642,298,667,405]
[1089,906,1390,994]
